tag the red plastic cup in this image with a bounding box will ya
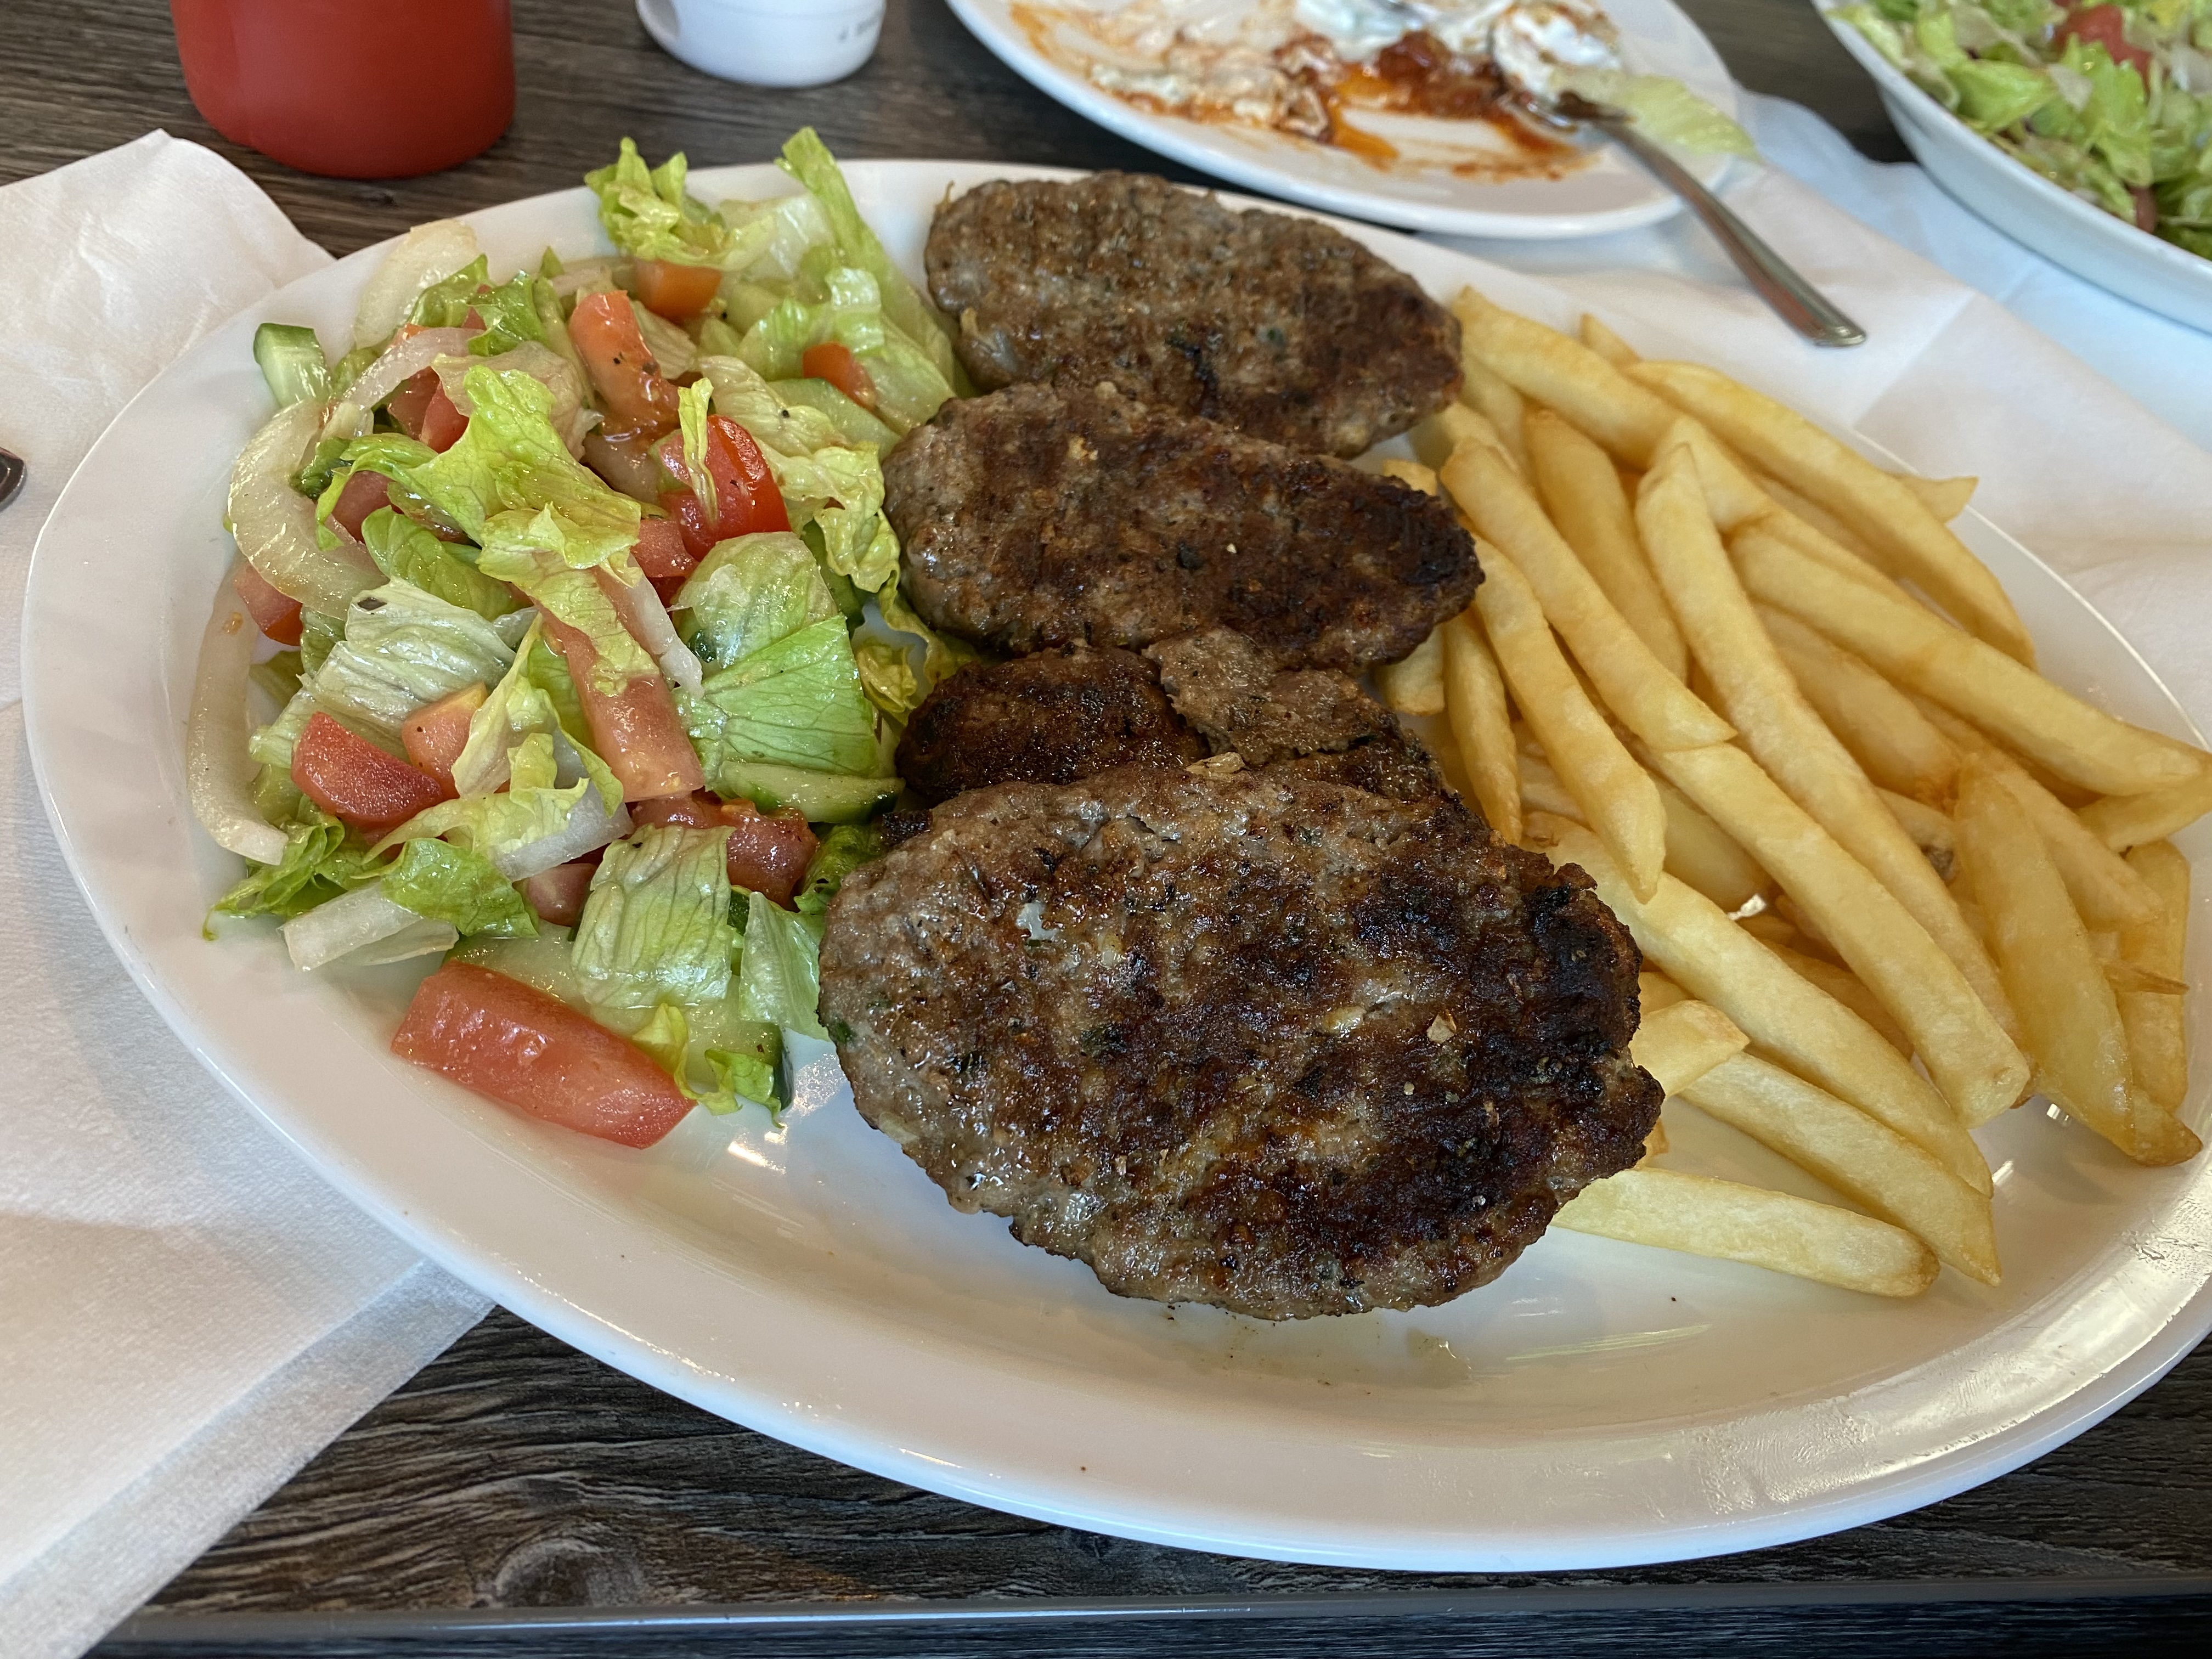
[170,0,515,179]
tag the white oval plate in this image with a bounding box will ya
[1814,2,2212,335]
[24,161,2212,1572]
[946,0,1738,237]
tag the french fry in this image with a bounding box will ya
[1750,471,1881,564]
[1636,445,2018,1043]
[1519,751,1768,912]
[1953,758,2201,1165]
[1758,604,1959,804]
[1753,499,1930,612]
[1640,970,1690,1012]
[1529,814,1990,1190]
[1649,742,2032,1126]
[1631,999,1750,1096]
[2118,840,2191,1113]
[1680,1054,2000,1283]
[1878,790,1955,876]
[1898,473,1977,522]
[1440,612,1520,844]
[1630,360,2033,662]
[1377,457,1440,496]
[1524,408,1690,680]
[1553,1167,1939,1297]
[2078,763,2212,851]
[1475,554,1662,890]
[1761,940,1912,1054]
[1641,1119,1671,1160]
[1579,312,1641,369]
[1375,625,1446,716]
[1413,401,1516,472]
[1458,354,1528,472]
[1916,701,2160,929]
[1445,441,1730,752]
[1453,286,1683,465]
[1736,910,1806,953]
[1735,528,2206,798]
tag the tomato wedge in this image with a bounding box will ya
[801,341,877,410]
[633,259,724,321]
[633,515,698,605]
[419,384,469,452]
[631,791,817,906]
[539,612,704,801]
[2058,5,2152,75]
[392,962,692,1148]
[386,369,438,438]
[568,290,681,432]
[291,712,446,836]
[400,683,487,793]
[656,414,791,560]
[329,469,392,541]
[521,857,599,927]
[233,559,303,645]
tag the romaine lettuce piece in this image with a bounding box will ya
[681,616,881,777]
[494,550,658,696]
[573,825,737,1009]
[736,266,955,435]
[453,615,624,808]
[766,376,896,449]
[793,822,884,917]
[249,685,319,772]
[210,811,381,923]
[1555,67,1759,155]
[672,532,837,670]
[311,579,517,745]
[360,506,520,620]
[585,139,772,270]
[677,380,719,528]
[733,887,827,1039]
[382,838,536,938]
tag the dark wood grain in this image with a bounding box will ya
[4,0,2202,1645]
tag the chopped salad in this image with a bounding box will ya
[194,131,972,1146]
[1835,0,2212,256]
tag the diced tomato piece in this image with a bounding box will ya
[633,259,724,321]
[386,369,438,437]
[801,341,877,410]
[631,791,816,906]
[521,859,599,928]
[290,712,447,836]
[392,962,692,1148]
[400,683,487,794]
[568,290,681,432]
[329,469,391,541]
[233,560,303,645]
[419,384,469,452]
[656,414,791,560]
[539,612,704,802]
[2058,5,2152,75]
[633,516,698,604]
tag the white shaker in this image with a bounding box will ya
[637,0,886,88]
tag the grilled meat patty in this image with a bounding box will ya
[896,645,1207,805]
[820,766,1656,1320]
[884,381,1481,671]
[926,172,1463,457]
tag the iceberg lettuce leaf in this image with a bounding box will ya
[681,617,881,777]
[573,825,736,1009]
[382,837,536,938]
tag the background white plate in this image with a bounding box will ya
[24,161,2212,1572]
[946,0,1739,236]
[1814,1,2212,335]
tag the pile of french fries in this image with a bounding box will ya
[1376,289,2207,1299]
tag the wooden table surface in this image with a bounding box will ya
[3,1,2207,1652]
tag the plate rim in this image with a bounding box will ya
[22,157,2212,1573]
[941,0,1737,238]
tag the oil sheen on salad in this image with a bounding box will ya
[194,131,975,1150]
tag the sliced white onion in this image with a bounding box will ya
[283,883,453,970]
[492,796,633,882]
[187,569,290,868]
[353,220,481,351]
[228,400,382,617]
[320,399,373,443]
[634,305,697,380]
[597,566,704,693]
[348,327,476,410]
[549,257,627,299]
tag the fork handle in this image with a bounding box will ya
[1594,115,1866,349]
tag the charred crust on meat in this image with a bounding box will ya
[819,768,1656,1320]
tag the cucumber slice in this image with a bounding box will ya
[253,323,331,409]
[714,761,898,823]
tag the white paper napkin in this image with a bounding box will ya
[1437,92,2212,729]
[0,133,487,1659]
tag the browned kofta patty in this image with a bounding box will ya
[819,766,1656,1320]
[896,645,1207,805]
[884,381,1481,672]
[926,172,1462,458]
